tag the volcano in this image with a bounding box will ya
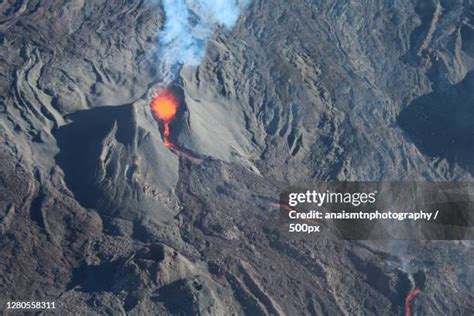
[1,1,473,315]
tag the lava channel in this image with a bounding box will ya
[405,288,420,316]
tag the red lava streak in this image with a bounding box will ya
[405,288,421,316]
[150,88,179,148]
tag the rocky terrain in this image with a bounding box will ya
[1,0,473,314]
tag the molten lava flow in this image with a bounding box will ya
[150,88,179,148]
[405,288,421,316]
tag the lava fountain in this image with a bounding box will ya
[150,88,179,148]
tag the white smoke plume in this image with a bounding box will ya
[156,0,250,82]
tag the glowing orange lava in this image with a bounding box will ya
[150,88,179,148]
[405,288,420,316]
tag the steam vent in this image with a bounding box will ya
[0,1,473,315]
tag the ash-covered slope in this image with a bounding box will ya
[1,0,473,315]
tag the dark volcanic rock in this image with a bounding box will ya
[1,0,473,315]
[398,71,474,174]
